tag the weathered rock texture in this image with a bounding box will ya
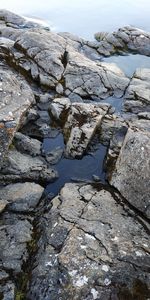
[110,121,150,219]
[26,183,150,300]
[0,61,34,167]
[0,10,149,300]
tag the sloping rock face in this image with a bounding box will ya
[0,61,34,167]
[0,10,150,300]
[26,183,150,300]
[124,68,150,113]
[110,121,150,219]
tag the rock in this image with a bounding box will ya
[27,183,150,299]
[50,97,71,123]
[124,68,150,113]
[45,146,63,164]
[64,102,109,157]
[138,111,150,120]
[0,61,34,167]
[56,83,64,95]
[94,26,150,56]
[0,9,46,29]
[0,182,44,212]
[14,132,41,156]
[0,149,58,184]
[0,217,33,273]
[110,123,150,218]
[64,49,129,99]
[0,199,8,213]
[0,281,15,300]
[12,29,66,87]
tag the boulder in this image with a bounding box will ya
[14,132,41,156]
[0,149,58,184]
[64,102,109,157]
[124,68,150,113]
[110,122,150,218]
[0,182,44,212]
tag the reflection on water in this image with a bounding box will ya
[0,0,150,39]
[102,54,150,77]
[43,133,107,196]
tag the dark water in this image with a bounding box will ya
[1,0,150,39]
[43,133,107,196]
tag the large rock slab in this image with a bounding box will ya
[64,49,129,99]
[124,68,150,113]
[0,182,44,212]
[110,122,150,218]
[27,183,150,299]
[0,61,34,167]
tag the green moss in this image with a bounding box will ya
[15,291,25,300]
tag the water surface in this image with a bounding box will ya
[0,0,150,39]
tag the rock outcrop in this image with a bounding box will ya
[0,10,149,300]
[110,120,150,219]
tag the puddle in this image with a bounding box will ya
[43,132,107,197]
[100,96,124,113]
[102,54,150,77]
[42,132,65,152]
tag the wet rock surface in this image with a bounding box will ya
[0,10,150,300]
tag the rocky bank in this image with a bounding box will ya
[0,10,149,300]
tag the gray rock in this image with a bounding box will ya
[124,68,150,113]
[0,149,58,184]
[0,61,34,167]
[50,98,71,122]
[0,281,15,300]
[138,111,150,120]
[64,102,109,157]
[0,182,44,212]
[94,26,150,56]
[110,124,150,218]
[0,218,33,273]
[45,147,63,164]
[14,132,41,156]
[27,183,150,299]
[64,50,129,99]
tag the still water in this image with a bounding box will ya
[0,0,150,39]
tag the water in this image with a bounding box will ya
[102,54,150,77]
[0,0,150,39]
[43,132,107,196]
